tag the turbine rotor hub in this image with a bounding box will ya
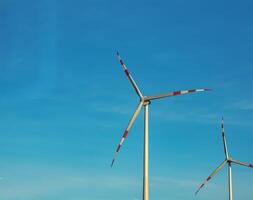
[143,100,151,106]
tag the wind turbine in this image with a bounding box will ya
[111,51,210,200]
[195,118,253,200]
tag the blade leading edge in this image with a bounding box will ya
[221,117,229,159]
[145,88,210,101]
[195,160,227,195]
[231,159,253,168]
[117,51,143,98]
[111,101,144,167]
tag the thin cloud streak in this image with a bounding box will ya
[152,108,253,127]
[225,100,253,111]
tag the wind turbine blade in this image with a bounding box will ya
[111,101,144,167]
[117,51,143,98]
[231,159,253,168]
[195,160,227,196]
[145,88,210,101]
[221,117,229,159]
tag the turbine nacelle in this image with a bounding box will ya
[142,99,151,106]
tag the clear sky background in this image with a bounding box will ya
[0,0,253,200]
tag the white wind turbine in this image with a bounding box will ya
[111,51,210,200]
[195,117,253,200]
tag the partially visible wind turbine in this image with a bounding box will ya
[111,51,210,200]
[195,117,253,200]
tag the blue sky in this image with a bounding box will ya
[0,0,253,199]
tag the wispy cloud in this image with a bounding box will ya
[0,173,202,199]
[91,102,135,115]
[0,161,207,199]
[226,100,253,111]
[0,175,140,199]
[0,164,140,199]
[152,108,219,124]
[151,106,253,127]
[150,176,201,189]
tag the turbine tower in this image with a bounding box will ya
[111,52,210,200]
[195,118,253,200]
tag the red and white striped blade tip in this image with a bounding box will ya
[195,190,200,196]
[179,88,211,93]
[169,88,211,97]
[111,150,119,167]
[202,88,211,91]
[111,159,115,167]
[111,130,129,167]
[111,152,118,167]
[195,183,204,196]
[174,88,211,95]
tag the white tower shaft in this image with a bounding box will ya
[228,162,233,200]
[143,103,149,200]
